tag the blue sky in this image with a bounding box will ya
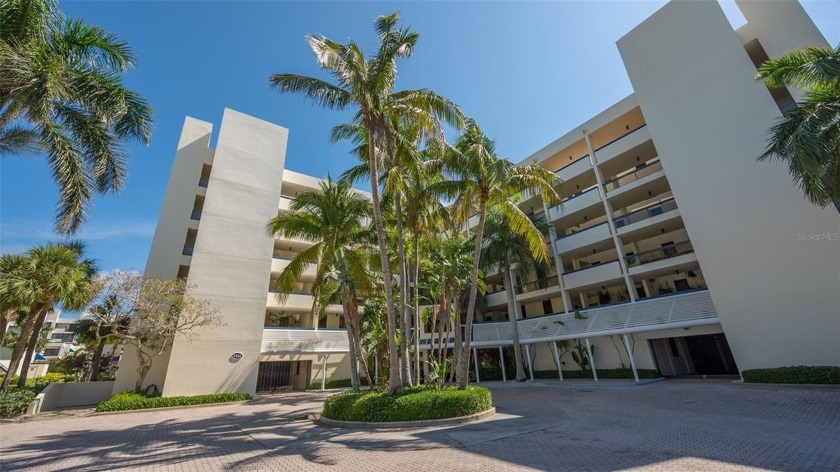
[1,1,837,273]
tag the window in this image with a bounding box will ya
[318,316,327,329]
[674,279,691,292]
[43,347,60,357]
[520,305,527,319]
[542,300,553,315]
[338,316,346,329]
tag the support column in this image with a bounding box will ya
[551,341,564,381]
[473,348,481,383]
[585,338,598,381]
[374,353,379,383]
[623,334,640,383]
[321,355,328,391]
[524,344,534,381]
[499,346,507,382]
[543,201,573,313]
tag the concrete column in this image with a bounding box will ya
[543,200,572,312]
[585,338,598,381]
[524,344,534,381]
[321,355,327,391]
[551,341,564,381]
[473,348,481,383]
[623,334,640,383]
[499,346,507,382]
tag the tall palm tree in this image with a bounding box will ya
[0,242,96,391]
[756,45,840,212]
[441,119,561,389]
[0,0,154,233]
[267,178,374,391]
[481,210,552,381]
[270,12,463,393]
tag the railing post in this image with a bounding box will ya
[499,346,507,382]
[551,341,564,381]
[623,334,640,383]
[585,338,598,381]
[473,348,480,383]
[525,344,534,381]
[321,355,327,391]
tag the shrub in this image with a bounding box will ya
[0,389,37,417]
[96,392,251,412]
[532,368,659,380]
[322,386,492,422]
[741,366,840,385]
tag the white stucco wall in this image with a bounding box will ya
[617,1,839,371]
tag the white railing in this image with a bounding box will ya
[261,328,349,354]
[471,289,717,347]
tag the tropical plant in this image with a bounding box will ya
[441,119,560,389]
[755,45,840,211]
[0,242,96,392]
[480,210,552,381]
[270,12,463,393]
[426,357,451,389]
[267,178,374,390]
[0,0,154,233]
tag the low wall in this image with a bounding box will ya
[28,381,115,415]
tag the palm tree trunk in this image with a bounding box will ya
[366,131,400,395]
[412,235,421,383]
[449,294,462,385]
[339,289,361,391]
[0,315,7,342]
[1,305,44,392]
[18,308,50,388]
[394,197,412,387]
[503,268,527,381]
[458,199,487,389]
[89,339,107,381]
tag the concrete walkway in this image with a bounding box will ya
[0,381,838,471]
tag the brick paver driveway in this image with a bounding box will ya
[1,380,838,471]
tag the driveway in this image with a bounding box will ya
[1,380,838,471]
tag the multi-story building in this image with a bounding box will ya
[113,0,837,397]
[437,0,838,381]
[112,109,355,396]
[41,310,85,360]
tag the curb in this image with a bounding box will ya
[318,407,497,429]
[730,380,840,391]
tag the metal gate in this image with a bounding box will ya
[257,361,293,392]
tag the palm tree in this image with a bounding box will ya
[481,210,552,381]
[267,178,374,391]
[270,12,463,393]
[0,242,96,391]
[442,119,561,389]
[0,0,154,233]
[755,45,840,212]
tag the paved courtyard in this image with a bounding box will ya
[1,380,838,471]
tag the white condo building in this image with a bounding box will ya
[113,0,838,396]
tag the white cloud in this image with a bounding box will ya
[0,217,156,254]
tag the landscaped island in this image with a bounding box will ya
[322,386,493,423]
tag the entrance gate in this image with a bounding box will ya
[257,361,293,392]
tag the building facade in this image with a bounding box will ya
[114,0,837,396]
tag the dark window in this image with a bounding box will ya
[318,316,327,329]
[338,316,346,329]
[542,300,553,315]
[674,279,691,292]
[520,305,527,319]
[43,348,60,357]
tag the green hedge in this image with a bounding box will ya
[0,389,37,417]
[742,366,840,385]
[532,368,659,380]
[322,386,492,422]
[307,378,370,390]
[96,392,251,412]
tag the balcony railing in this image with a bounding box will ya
[198,177,209,188]
[556,220,608,241]
[558,186,599,206]
[593,123,648,152]
[626,240,694,267]
[555,154,590,174]
[603,160,663,192]
[182,245,194,256]
[190,210,202,221]
[563,258,619,276]
[261,327,349,354]
[517,275,560,294]
[614,198,678,229]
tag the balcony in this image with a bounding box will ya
[555,154,592,181]
[562,259,623,290]
[555,221,612,254]
[547,187,602,221]
[485,289,508,308]
[271,257,316,278]
[467,289,718,348]
[626,241,697,276]
[614,198,678,230]
[190,210,202,221]
[604,160,664,194]
[279,195,294,212]
[261,328,349,354]
[198,177,209,188]
[594,124,650,164]
[182,245,194,256]
[516,275,562,302]
[266,291,342,314]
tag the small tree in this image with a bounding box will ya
[88,271,221,392]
